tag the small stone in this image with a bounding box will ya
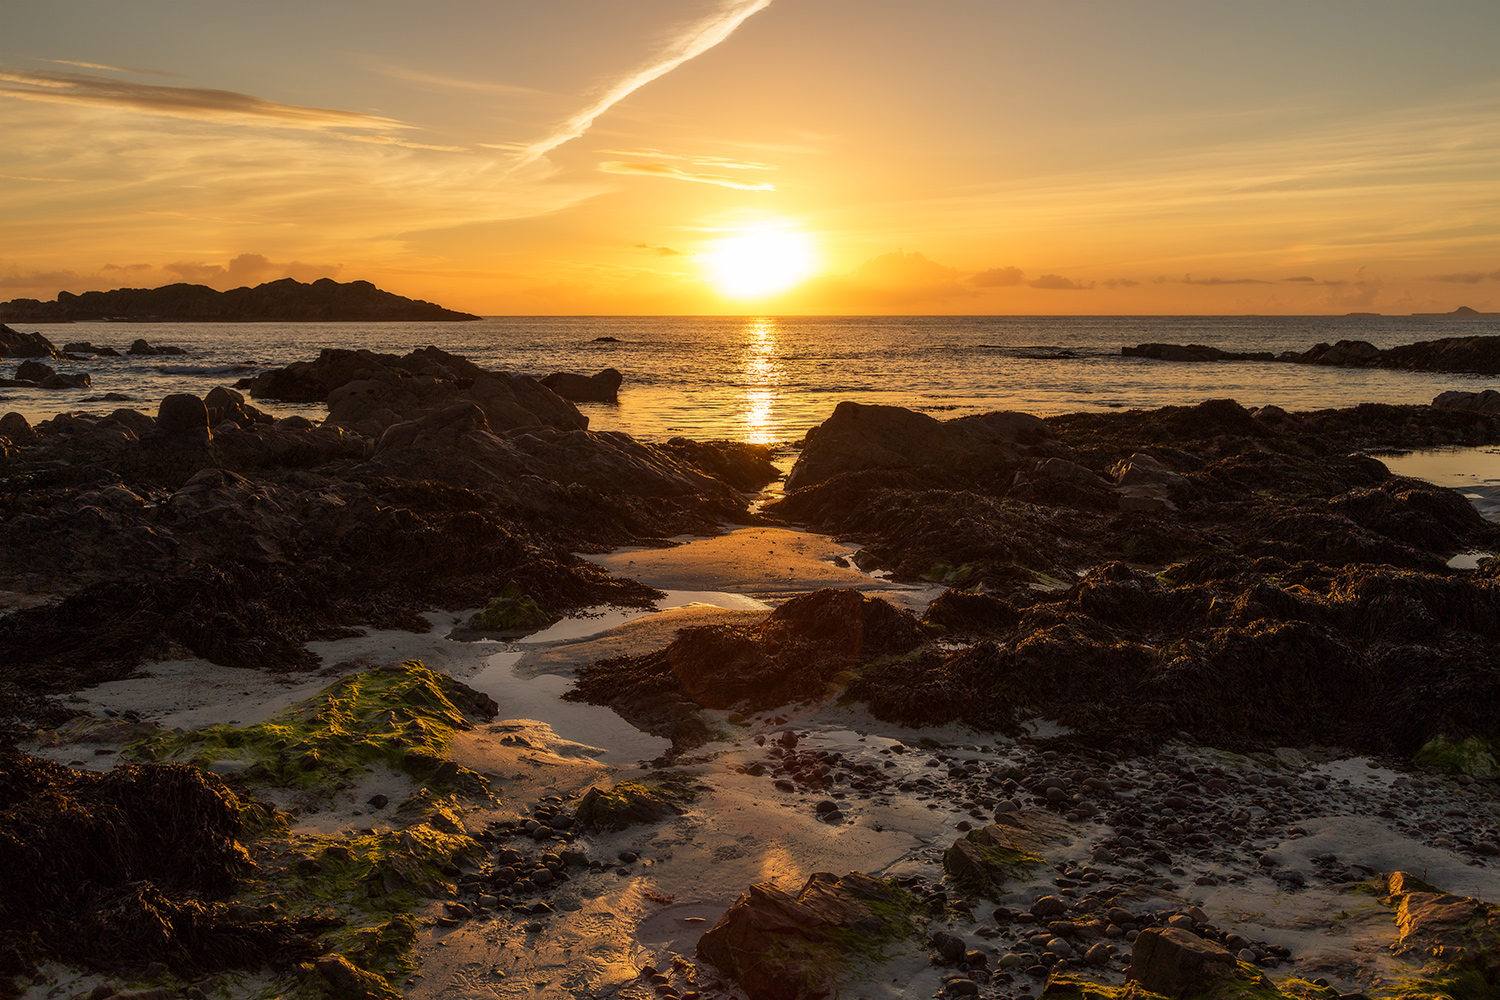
[946,980,980,997]
[1086,943,1111,966]
[1031,895,1068,918]
[367,793,389,809]
[932,930,967,964]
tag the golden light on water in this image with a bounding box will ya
[707,228,817,299]
[740,318,782,445]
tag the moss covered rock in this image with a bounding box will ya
[1413,735,1499,779]
[574,781,686,832]
[696,871,919,1000]
[467,587,556,632]
[942,808,1066,898]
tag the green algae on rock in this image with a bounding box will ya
[943,808,1069,898]
[573,781,689,832]
[696,871,920,1000]
[1413,735,1500,779]
[466,586,557,632]
[128,660,496,796]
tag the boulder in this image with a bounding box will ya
[0,324,59,358]
[0,412,36,445]
[1433,389,1500,415]
[539,368,623,403]
[1110,452,1190,491]
[1385,871,1500,982]
[204,385,268,428]
[1127,927,1242,996]
[40,372,91,390]
[15,360,54,382]
[786,402,1050,491]
[943,809,1070,898]
[62,341,120,357]
[127,339,187,356]
[1301,339,1380,366]
[697,871,917,1000]
[156,393,211,439]
[574,782,685,832]
[1122,343,1275,362]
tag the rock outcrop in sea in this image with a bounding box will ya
[1126,333,1500,375]
[0,277,480,322]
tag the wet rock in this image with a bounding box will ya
[315,954,392,1000]
[0,324,60,358]
[156,393,212,439]
[62,341,120,357]
[127,339,187,356]
[15,360,54,382]
[932,929,967,963]
[574,782,685,832]
[1128,927,1244,997]
[696,871,918,1000]
[540,368,623,403]
[785,400,1050,491]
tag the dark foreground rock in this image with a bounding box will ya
[560,398,1500,757]
[696,871,918,1000]
[0,753,326,987]
[0,347,778,741]
[565,588,927,747]
[0,277,480,322]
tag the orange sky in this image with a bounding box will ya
[2,0,1499,315]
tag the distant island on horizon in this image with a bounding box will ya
[0,277,480,323]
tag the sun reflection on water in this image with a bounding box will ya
[740,318,783,444]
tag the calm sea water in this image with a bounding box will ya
[6,315,1500,443]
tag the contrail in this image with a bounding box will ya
[516,0,772,166]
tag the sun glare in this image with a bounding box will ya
[708,229,816,299]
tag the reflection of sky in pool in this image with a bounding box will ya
[1380,445,1500,522]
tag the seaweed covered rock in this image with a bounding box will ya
[0,753,321,989]
[942,809,1067,898]
[573,781,686,832]
[696,871,918,1000]
[467,586,556,632]
[1385,871,1500,986]
[131,660,496,795]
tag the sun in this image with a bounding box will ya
[707,228,816,299]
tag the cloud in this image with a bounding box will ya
[1102,278,1140,288]
[45,59,182,78]
[842,250,972,304]
[1325,267,1383,308]
[1283,275,1317,283]
[1028,274,1093,290]
[517,0,773,164]
[0,66,404,130]
[101,263,152,273]
[0,173,74,183]
[635,244,693,257]
[368,63,542,96]
[341,134,467,153]
[602,149,777,171]
[971,266,1024,287]
[1429,268,1500,284]
[599,160,774,190]
[0,269,83,291]
[162,253,343,287]
[1180,274,1271,286]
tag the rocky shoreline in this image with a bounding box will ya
[2,345,1500,1000]
[1125,332,1500,376]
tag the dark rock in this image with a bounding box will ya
[540,368,623,403]
[40,372,91,390]
[127,340,187,356]
[15,360,54,382]
[932,929,967,963]
[574,782,685,832]
[0,324,59,358]
[62,342,121,357]
[1128,927,1244,996]
[156,393,212,439]
[0,412,35,445]
[785,401,1051,492]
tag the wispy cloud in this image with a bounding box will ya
[0,172,74,183]
[342,134,467,152]
[369,63,543,96]
[45,58,182,78]
[600,160,774,190]
[601,148,777,171]
[0,67,403,129]
[1429,268,1500,284]
[517,0,773,164]
[1180,274,1271,286]
[636,244,693,257]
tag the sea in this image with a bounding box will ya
[6,314,1500,445]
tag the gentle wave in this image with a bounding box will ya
[154,363,261,376]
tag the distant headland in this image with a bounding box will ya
[0,277,481,323]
